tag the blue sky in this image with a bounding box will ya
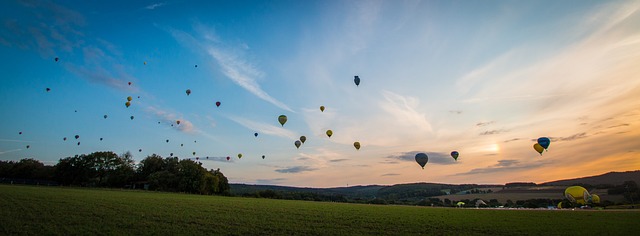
[1,0,639,187]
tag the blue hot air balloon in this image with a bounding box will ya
[537,137,551,150]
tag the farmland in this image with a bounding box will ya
[1,185,639,235]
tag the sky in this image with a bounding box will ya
[1,0,639,188]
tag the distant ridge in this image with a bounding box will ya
[541,170,640,186]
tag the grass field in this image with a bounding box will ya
[1,185,639,235]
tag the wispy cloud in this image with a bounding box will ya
[479,129,509,136]
[0,149,22,155]
[382,173,400,177]
[380,90,432,133]
[456,159,550,176]
[168,25,294,112]
[145,2,166,10]
[227,116,297,140]
[255,178,287,185]
[329,158,349,163]
[146,106,196,133]
[275,166,318,174]
[476,121,495,127]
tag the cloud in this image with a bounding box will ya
[503,138,521,143]
[0,149,22,155]
[145,2,166,10]
[607,123,630,129]
[449,110,462,114]
[146,106,196,133]
[476,121,495,127]
[479,129,508,135]
[274,166,318,174]
[386,151,457,165]
[380,90,432,133]
[456,159,550,176]
[227,115,297,139]
[381,173,400,177]
[329,159,349,163]
[168,25,294,112]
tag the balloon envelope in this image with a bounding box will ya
[104,115,108,119]
[127,96,132,101]
[415,153,428,169]
[125,101,131,108]
[533,143,544,155]
[537,137,551,150]
[238,153,242,159]
[226,156,230,161]
[326,130,333,138]
[300,136,306,143]
[254,133,258,137]
[354,76,360,86]
[295,140,301,149]
[320,106,325,112]
[216,101,221,107]
[354,142,361,150]
[186,89,191,96]
[278,115,287,126]
[262,155,265,159]
[565,186,591,205]
[451,151,459,161]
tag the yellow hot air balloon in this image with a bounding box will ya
[127,96,132,101]
[564,186,591,205]
[278,115,287,126]
[326,130,333,138]
[533,143,544,155]
[591,194,600,204]
[125,101,131,108]
[320,106,325,112]
[353,142,361,150]
[144,61,147,65]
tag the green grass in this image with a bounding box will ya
[1,185,639,235]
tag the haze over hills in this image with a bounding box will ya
[231,170,640,203]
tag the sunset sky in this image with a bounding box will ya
[1,0,639,187]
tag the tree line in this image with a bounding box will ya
[0,151,229,195]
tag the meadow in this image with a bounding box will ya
[1,185,639,235]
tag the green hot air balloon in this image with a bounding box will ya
[278,115,287,126]
[415,153,428,169]
[300,136,306,144]
[320,106,325,112]
[326,130,333,138]
[238,153,243,159]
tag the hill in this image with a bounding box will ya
[541,170,640,186]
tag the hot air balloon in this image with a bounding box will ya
[77,142,80,146]
[295,140,301,149]
[125,101,131,108]
[195,65,198,68]
[170,153,174,157]
[166,139,169,143]
[591,194,600,204]
[63,137,67,141]
[300,136,306,144]
[320,106,325,112]
[127,96,132,101]
[100,138,103,141]
[278,115,287,126]
[537,137,551,150]
[216,101,221,107]
[138,96,140,98]
[128,82,132,86]
[104,115,108,119]
[176,120,181,125]
[196,157,200,161]
[144,61,147,65]
[354,76,360,86]
[533,143,544,155]
[238,153,242,159]
[226,156,230,161]
[451,151,459,161]
[139,149,142,152]
[415,153,428,169]
[75,135,80,139]
[254,132,258,137]
[354,142,361,150]
[55,57,59,62]
[326,130,333,138]
[46,88,50,92]
[130,116,134,120]
[564,186,591,205]
[193,152,196,156]
[18,132,22,135]
[26,145,30,149]
[186,89,191,96]
[262,155,265,159]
